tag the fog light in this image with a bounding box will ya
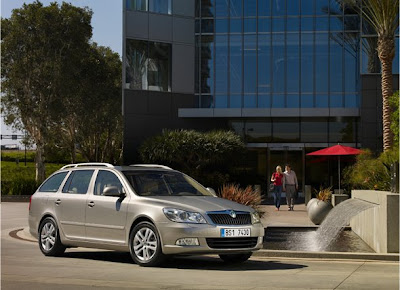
[175,238,199,246]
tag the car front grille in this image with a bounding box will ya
[207,212,251,225]
[206,237,258,249]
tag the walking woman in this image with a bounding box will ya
[271,165,284,211]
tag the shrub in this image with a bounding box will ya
[343,149,399,191]
[314,186,332,202]
[218,183,265,217]
[1,179,39,195]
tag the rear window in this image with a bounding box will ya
[39,172,68,192]
[123,170,212,197]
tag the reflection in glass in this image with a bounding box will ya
[148,42,171,92]
[287,33,300,93]
[329,94,342,107]
[230,18,242,33]
[245,121,272,142]
[230,0,242,17]
[201,95,214,108]
[344,33,359,92]
[329,117,356,143]
[287,94,300,108]
[215,95,228,108]
[258,34,271,93]
[329,0,342,15]
[244,18,257,32]
[244,35,257,93]
[216,19,228,33]
[273,0,286,16]
[215,35,228,93]
[244,0,257,17]
[272,33,285,93]
[315,0,329,15]
[273,119,300,142]
[272,94,285,108]
[394,38,399,74]
[127,0,147,11]
[301,0,314,15]
[273,17,285,32]
[202,19,214,33]
[215,0,228,17]
[287,0,300,15]
[345,94,358,108]
[126,39,147,90]
[344,16,360,31]
[287,17,300,32]
[259,0,271,16]
[259,18,271,32]
[231,94,241,108]
[125,39,171,92]
[149,0,171,14]
[316,94,328,107]
[315,33,328,92]
[301,34,314,93]
[230,121,245,138]
[258,94,271,108]
[361,37,380,73]
[330,33,343,93]
[201,35,214,94]
[230,35,242,94]
[301,94,313,108]
[301,118,328,142]
[316,17,329,31]
[301,17,314,31]
[195,36,199,93]
[330,16,343,31]
[201,0,214,17]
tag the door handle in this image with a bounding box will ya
[88,201,95,208]
[55,199,61,205]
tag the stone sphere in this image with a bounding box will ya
[307,198,333,225]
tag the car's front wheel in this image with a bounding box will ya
[38,217,66,256]
[219,252,252,263]
[129,221,166,267]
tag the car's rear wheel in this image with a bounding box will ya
[129,221,166,267]
[38,217,66,256]
[219,252,252,263]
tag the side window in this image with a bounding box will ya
[39,172,68,192]
[94,170,124,196]
[62,170,94,194]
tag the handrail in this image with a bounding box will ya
[129,164,173,170]
[60,163,114,170]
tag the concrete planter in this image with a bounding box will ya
[307,198,333,225]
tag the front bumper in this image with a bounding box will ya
[157,221,264,255]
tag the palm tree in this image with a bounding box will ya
[348,0,399,151]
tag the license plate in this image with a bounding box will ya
[220,228,251,237]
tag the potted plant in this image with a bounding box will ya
[307,187,333,225]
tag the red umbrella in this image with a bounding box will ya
[307,145,362,192]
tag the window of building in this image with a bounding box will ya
[245,121,272,142]
[201,35,214,94]
[301,118,328,142]
[201,0,215,17]
[126,0,147,11]
[149,0,171,14]
[272,119,300,142]
[229,35,242,94]
[258,34,271,94]
[125,39,171,92]
[329,117,356,143]
[230,0,242,17]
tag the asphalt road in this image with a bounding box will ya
[1,202,399,290]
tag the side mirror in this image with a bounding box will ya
[206,187,217,197]
[103,186,124,197]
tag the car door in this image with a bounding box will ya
[54,170,94,240]
[85,170,130,244]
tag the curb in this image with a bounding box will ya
[253,249,400,262]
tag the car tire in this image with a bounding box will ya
[38,217,66,256]
[129,221,166,267]
[219,252,252,264]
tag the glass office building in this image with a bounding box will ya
[123,0,399,192]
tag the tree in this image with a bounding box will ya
[346,0,399,151]
[1,1,93,182]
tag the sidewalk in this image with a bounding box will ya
[260,203,315,227]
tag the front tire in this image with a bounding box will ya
[38,217,66,256]
[129,221,166,267]
[219,252,252,264]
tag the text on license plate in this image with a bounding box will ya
[220,228,251,237]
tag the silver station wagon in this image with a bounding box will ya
[29,163,264,266]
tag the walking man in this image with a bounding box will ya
[283,164,298,211]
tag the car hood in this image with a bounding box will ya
[141,196,254,213]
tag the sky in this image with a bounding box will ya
[1,0,123,146]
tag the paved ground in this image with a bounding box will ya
[260,203,315,227]
[2,202,399,289]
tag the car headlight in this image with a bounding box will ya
[251,211,261,224]
[163,208,207,224]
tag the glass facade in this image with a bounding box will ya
[194,0,399,109]
[125,39,172,92]
[126,0,172,14]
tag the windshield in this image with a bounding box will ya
[122,170,213,197]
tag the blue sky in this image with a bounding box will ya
[1,0,123,145]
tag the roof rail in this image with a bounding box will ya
[60,163,114,170]
[129,164,173,170]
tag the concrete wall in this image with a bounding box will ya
[350,190,399,253]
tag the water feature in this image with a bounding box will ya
[264,198,377,252]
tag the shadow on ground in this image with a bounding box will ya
[62,250,307,271]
